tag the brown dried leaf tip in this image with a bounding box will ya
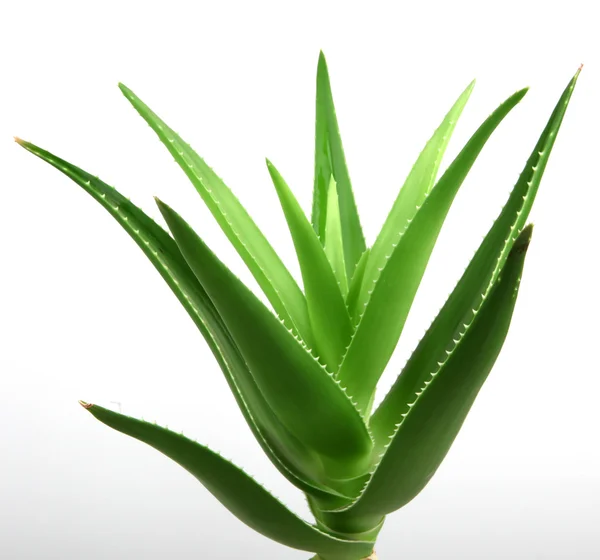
[78,400,93,409]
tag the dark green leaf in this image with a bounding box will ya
[80,403,375,559]
[156,198,374,480]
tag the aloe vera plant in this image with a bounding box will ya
[16,53,580,559]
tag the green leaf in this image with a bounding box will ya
[79,403,375,560]
[336,87,528,412]
[334,224,533,522]
[267,161,352,372]
[345,248,370,322]
[14,139,345,501]
[156,198,374,480]
[324,176,349,298]
[313,51,366,277]
[370,67,581,449]
[357,80,474,318]
[118,83,313,348]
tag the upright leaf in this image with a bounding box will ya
[359,80,475,314]
[345,248,370,321]
[156,199,374,480]
[80,403,375,560]
[324,176,349,298]
[313,51,366,277]
[119,84,313,347]
[337,88,528,412]
[335,225,533,523]
[267,161,352,372]
[371,68,581,447]
[14,139,345,501]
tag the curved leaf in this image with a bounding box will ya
[313,51,366,277]
[359,79,475,317]
[79,403,375,560]
[14,139,345,501]
[336,225,532,522]
[371,67,581,447]
[267,161,352,372]
[156,198,374,480]
[118,83,313,348]
[337,87,528,412]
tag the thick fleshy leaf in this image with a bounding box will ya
[336,87,528,412]
[324,176,349,298]
[267,161,352,372]
[79,403,375,560]
[14,139,346,501]
[156,198,374,480]
[330,225,532,524]
[118,83,313,348]
[371,67,581,447]
[345,248,370,322]
[359,80,475,317]
[313,51,366,277]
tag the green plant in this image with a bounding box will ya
[16,53,579,560]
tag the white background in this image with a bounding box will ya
[1,1,598,558]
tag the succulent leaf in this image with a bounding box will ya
[267,161,353,372]
[16,55,580,559]
[118,84,313,348]
[79,402,375,560]
[345,248,371,321]
[336,87,528,412]
[336,225,533,520]
[313,51,366,277]
[324,176,349,298]
[156,198,374,480]
[359,80,475,317]
[13,139,347,501]
[370,68,581,451]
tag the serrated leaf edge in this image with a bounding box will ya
[79,403,376,550]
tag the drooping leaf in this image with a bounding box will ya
[313,51,366,277]
[324,176,349,298]
[336,87,528,412]
[156,198,374,480]
[359,79,475,316]
[267,161,352,372]
[332,224,533,524]
[79,403,375,560]
[118,83,313,348]
[371,68,581,448]
[14,139,346,501]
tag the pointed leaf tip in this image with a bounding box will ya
[79,400,93,409]
[513,223,534,254]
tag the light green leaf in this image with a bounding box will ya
[359,79,475,317]
[324,176,349,298]
[313,51,366,277]
[267,161,352,372]
[370,67,581,449]
[79,403,375,560]
[337,87,528,412]
[118,83,313,348]
[345,248,370,322]
[14,139,345,501]
[156,198,374,480]
[333,225,533,523]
